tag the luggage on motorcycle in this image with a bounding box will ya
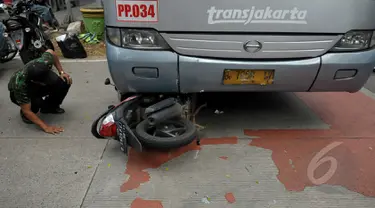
[56,32,87,59]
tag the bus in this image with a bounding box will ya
[103,0,375,97]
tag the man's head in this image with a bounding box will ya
[27,62,49,84]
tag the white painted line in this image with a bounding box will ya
[59,59,107,63]
[360,87,375,101]
[13,56,107,63]
[194,150,200,159]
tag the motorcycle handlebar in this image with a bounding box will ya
[6,1,31,16]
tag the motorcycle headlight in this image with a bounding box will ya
[329,31,375,52]
[106,27,170,50]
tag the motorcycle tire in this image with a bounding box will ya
[91,112,107,139]
[0,38,18,63]
[135,118,197,149]
[0,51,17,63]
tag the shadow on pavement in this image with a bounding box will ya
[196,92,328,138]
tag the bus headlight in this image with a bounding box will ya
[106,27,170,50]
[106,27,121,46]
[329,31,375,52]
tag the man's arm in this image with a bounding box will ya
[45,49,72,84]
[20,103,64,134]
[20,103,48,129]
[45,49,64,74]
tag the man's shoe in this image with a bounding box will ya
[20,110,33,124]
[40,107,65,114]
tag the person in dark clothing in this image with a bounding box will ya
[30,0,59,29]
[8,49,72,134]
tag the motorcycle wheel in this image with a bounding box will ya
[91,112,107,139]
[0,38,18,63]
[135,118,197,150]
[0,51,17,63]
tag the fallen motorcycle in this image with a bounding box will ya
[91,78,200,154]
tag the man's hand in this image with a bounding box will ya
[60,72,72,85]
[43,125,64,134]
[46,49,72,85]
[20,103,63,134]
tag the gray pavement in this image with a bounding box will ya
[1,59,375,207]
[82,140,375,208]
[0,138,107,208]
[0,60,116,138]
[0,59,114,207]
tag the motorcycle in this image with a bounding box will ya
[0,4,18,63]
[3,0,54,64]
[91,78,199,155]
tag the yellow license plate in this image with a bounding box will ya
[223,69,275,85]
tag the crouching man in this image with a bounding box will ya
[8,49,72,134]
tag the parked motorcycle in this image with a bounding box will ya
[0,4,18,63]
[3,0,54,64]
[91,78,199,155]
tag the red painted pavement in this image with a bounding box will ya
[219,156,229,160]
[130,197,163,208]
[121,137,238,192]
[225,192,236,204]
[246,92,375,197]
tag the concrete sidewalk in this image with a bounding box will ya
[0,59,112,208]
[1,59,375,207]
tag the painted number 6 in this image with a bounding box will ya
[307,142,343,185]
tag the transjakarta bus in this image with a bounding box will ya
[103,0,375,96]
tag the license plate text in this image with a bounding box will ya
[223,69,275,85]
[116,0,158,22]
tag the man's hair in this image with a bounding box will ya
[27,62,49,82]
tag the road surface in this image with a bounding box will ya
[1,59,375,208]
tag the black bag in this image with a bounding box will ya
[56,33,87,59]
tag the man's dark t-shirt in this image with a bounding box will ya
[8,52,54,105]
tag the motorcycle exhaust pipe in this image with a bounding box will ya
[147,103,182,126]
